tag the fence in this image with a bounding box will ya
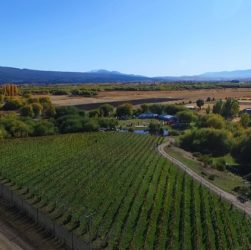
[0,182,90,250]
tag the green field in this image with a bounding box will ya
[0,132,251,249]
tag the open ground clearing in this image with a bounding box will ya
[48,88,251,110]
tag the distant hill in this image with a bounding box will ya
[0,67,150,84]
[154,69,251,82]
[1,66,251,84]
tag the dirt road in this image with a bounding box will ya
[158,142,251,216]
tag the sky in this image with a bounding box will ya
[1,0,251,76]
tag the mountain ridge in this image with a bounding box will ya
[1,66,251,84]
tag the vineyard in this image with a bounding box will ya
[0,132,251,249]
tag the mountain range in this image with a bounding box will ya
[1,66,251,84]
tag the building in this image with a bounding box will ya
[138,113,159,119]
[158,114,177,124]
[243,108,251,115]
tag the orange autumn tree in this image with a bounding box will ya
[3,84,19,96]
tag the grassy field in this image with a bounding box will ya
[1,133,251,249]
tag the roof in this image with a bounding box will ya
[159,114,175,119]
[138,113,158,118]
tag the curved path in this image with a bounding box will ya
[158,142,251,216]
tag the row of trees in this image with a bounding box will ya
[0,105,119,139]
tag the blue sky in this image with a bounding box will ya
[1,0,251,76]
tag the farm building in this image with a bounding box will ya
[243,108,251,115]
[158,114,177,124]
[185,105,195,110]
[138,112,159,119]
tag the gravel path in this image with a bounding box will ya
[158,142,251,216]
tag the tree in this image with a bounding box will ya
[222,98,239,119]
[177,111,197,124]
[164,104,186,115]
[31,103,43,117]
[39,96,52,105]
[0,94,4,104]
[82,119,100,132]
[199,114,225,129]
[42,103,56,118]
[98,118,118,130]
[55,106,79,118]
[99,104,114,117]
[0,126,7,139]
[58,116,84,133]
[206,105,211,114]
[3,84,18,96]
[20,105,34,117]
[89,109,100,118]
[4,119,32,138]
[240,113,250,128]
[149,104,164,114]
[232,133,251,165]
[213,98,239,119]
[180,128,232,156]
[140,104,149,113]
[213,99,224,115]
[116,103,133,118]
[2,99,23,110]
[196,99,204,110]
[33,120,57,136]
[149,122,161,135]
